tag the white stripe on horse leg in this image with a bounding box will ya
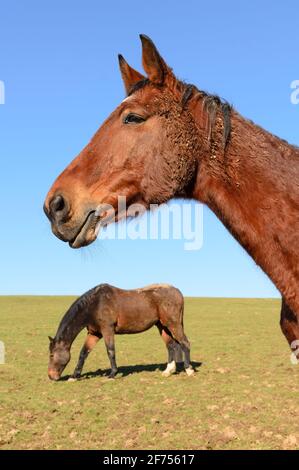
[162,360,176,377]
[185,365,195,376]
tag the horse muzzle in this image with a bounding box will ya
[44,192,101,248]
[48,368,61,381]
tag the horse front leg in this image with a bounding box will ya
[103,330,118,379]
[280,298,299,363]
[70,333,100,380]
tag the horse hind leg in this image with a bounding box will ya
[280,298,299,363]
[174,343,183,364]
[180,335,194,376]
[167,323,194,377]
[156,323,177,377]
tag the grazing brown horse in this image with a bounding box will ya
[48,283,194,381]
[44,35,299,360]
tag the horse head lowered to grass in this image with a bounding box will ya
[44,35,299,358]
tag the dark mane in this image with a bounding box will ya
[182,84,232,148]
[55,286,100,341]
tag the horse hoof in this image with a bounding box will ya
[68,377,77,382]
[162,371,172,378]
[185,366,195,376]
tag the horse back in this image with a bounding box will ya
[92,284,184,334]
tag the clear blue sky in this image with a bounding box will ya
[0,1,298,296]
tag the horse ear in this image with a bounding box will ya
[140,34,171,85]
[48,336,54,343]
[118,54,145,95]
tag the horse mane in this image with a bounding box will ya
[55,286,101,341]
[181,84,232,148]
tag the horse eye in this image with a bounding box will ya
[123,113,145,124]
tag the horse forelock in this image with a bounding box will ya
[127,78,150,96]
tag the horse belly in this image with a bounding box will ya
[114,305,158,334]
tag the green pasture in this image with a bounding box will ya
[0,296,298,450]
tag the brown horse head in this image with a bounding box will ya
[44,35,225,248]
[48,336,71,380]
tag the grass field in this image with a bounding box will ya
[0,296,298,450]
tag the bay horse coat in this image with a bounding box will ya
[44,35,299,361]
[48,284,194,380]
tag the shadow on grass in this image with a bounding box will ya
[60,361,202,381]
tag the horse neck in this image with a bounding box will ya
[191,107,299,305]
[55,304,87,347]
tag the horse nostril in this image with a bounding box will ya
[50,195,65,213]
[47,194,69,223]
